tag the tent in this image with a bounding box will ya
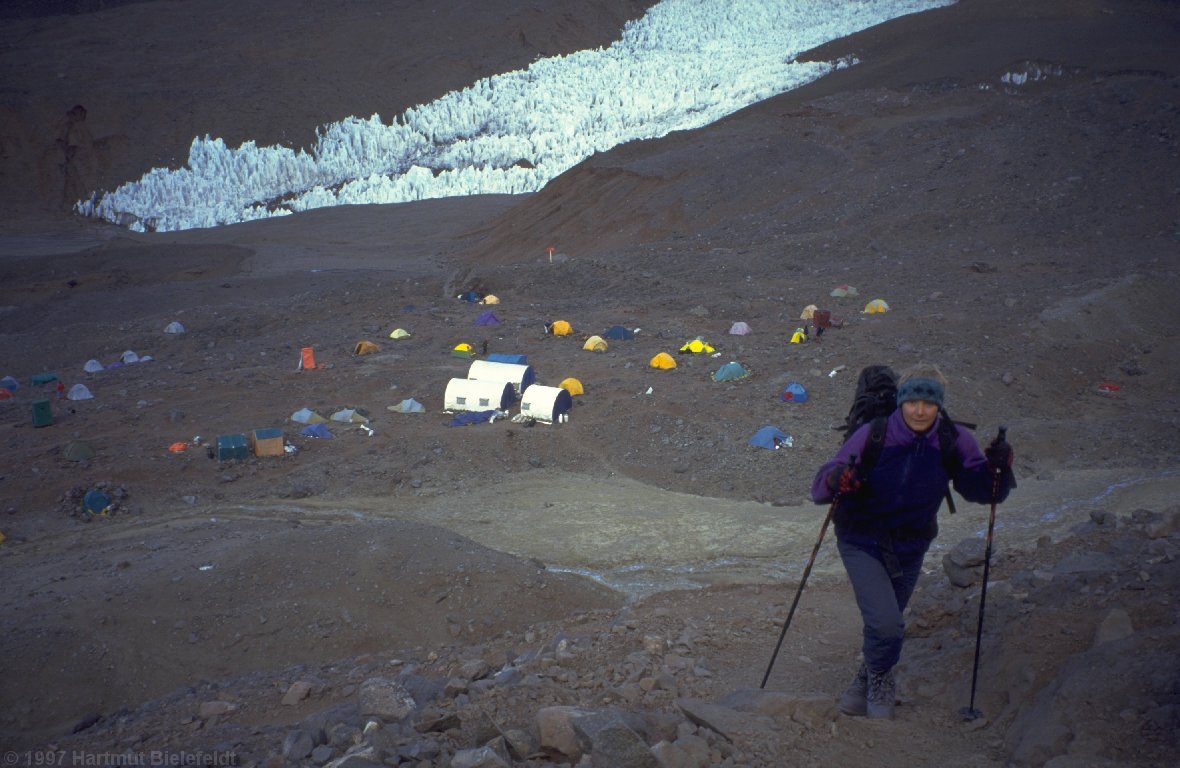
[480,294,500,305]
[863,299,890,314]
[457,290,483,303]
[649,352,677,370]
[520,384,573,424]
[467,359,536,395]
[486,353,527,365]
[67,383,94,400]
[389,398,425,413]
[559,377,584,396]
[728,322,751,335]
[799,305,818,320]
[444,378,515,412]
[354,340,379,355]
[602,325,635,341]
[679,338,715,354]
[83,359,104,373]
[301,423,334,439]
[780,382,808,403]
[748,426,792,450]
[451,343,476,359]
[549,320,573,336]
[389,328,411,339]
[331,408,369,423]
[831,285,859,298]
[475,310,500,326]
[582,335,608,352]
[790,328,807,343]
[713,361,750,382]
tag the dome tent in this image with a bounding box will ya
[354,340,379,355]
[781,382,808,403]
[748,425,792,450]
[602,325,635,341]
[559,377,584,396]
[582,335,608,352]
[389,328,411,339]
[679,338,714,354]
[649,352,677,370]
[451,342,476,359]
[728,321,750,335]
[863,299,890,314]
[549,320,573,336]
[475,310,500,326]
[520,384,573,424]
[713,361,750,382]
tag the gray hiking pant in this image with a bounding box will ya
[837,536,930,672]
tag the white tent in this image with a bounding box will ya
[520,384,573,424]
[444,378,515,413]
[729,321,751,335]
[467,359,536,395]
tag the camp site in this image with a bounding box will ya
[0,1,1176,764]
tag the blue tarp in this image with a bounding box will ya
[602,325,634,341]
[486,353,528,365]
[781,382,809,403]
[748,426,791,450]
[448,410,496,427]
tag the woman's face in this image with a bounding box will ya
[901,399,939,433]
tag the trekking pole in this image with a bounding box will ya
[760,465,851,689]
[960,426,1006,720]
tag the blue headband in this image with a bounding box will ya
[897,377,944,408]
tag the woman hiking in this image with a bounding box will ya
[811,363,1015,719]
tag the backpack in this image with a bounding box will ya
[839,365,974,514]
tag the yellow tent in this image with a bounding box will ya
[582,335,608,352]
[389,328,411,339]
[799,304,817,320]
[551,320,573,336]
[559,377,584,396]
[679,338,715,354]
[650,352,677,370]
[451,342,475,359]
[790,328,806,344]
[480,294,500,305]
[354,340,379,355]
[863,299,890,314]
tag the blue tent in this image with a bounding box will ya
[780,382,809,403]
[300,423,335,439]
[713,361,750,382]
[602,325,634,341]
[475,310,500,326]
[486,353,528,365]
[748,426,792,450]
[457,290,483,303]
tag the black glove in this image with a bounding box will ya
[985,436,1013,471]
[826,463,861,495]
[985,429,1017,490]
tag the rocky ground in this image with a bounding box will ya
[1,0,1178,766]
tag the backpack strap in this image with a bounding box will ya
[856,416,889,479]
[937,409,964,514]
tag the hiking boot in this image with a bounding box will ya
[838,662,868,716]
[866,668,896,719]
